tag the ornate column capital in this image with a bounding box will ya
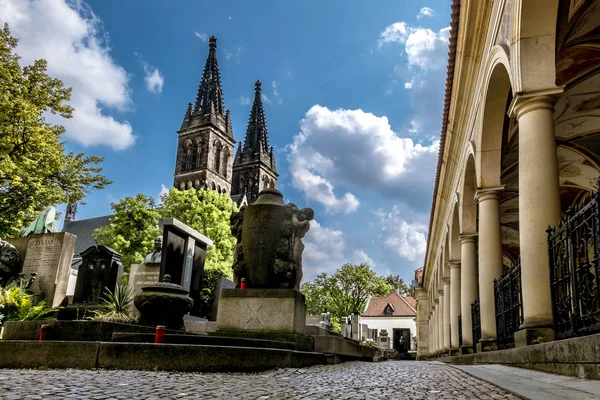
[459,233,477,244]
[449,260,461,269]
[442,277,451,286]
[437,289,445,295]
[475,186,504,203]
[508,87,564,120]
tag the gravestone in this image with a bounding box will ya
[129,264,161,298]
[159,218,212,316]
[209,276,234,321]
[73,245,123,305]
[361,324,369,341]
[7,233,76,308]
[350,312,360,341]
[378,329,390,349]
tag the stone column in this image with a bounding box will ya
[433,303,439,354]
[510,93,561,346]
[476,187,504,351]
[437,289,444,354]
[450,260,461,353]
[459,234,478,354]
[415,288,430,359]
[428,315,433,356]
[443,279,451,352]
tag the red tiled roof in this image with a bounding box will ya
[362,291,417,317]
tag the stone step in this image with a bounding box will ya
[111,331,297,350]
[0,340,327,372]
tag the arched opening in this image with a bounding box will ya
[222,148,230,178]
[195,137,203,169]
[214,140,222,174]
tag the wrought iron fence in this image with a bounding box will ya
[494,265,523,349]
[548,190,600,340]
[458,314,463,348]
[471,300,481,346]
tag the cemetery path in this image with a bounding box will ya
[0,360,519,399]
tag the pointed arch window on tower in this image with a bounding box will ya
[184,142,194,171]
[195,138,203,169]
[214,140,222,174]
[222,148,229,178]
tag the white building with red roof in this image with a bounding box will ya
[361,290,417,353]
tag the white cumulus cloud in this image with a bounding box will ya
[302,220,375,281]
[0,0,135,150]
[379,205,428,262]
[287,105,438,213]
[379,21,450,136]
[261,93,272,104]
[142,62,164,94]
[417,7,435,19]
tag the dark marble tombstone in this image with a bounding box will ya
[73,245,123,305]
[159,218,212,316]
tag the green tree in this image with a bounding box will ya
[93,194,160,271]
[301,263,391,328]
[93,188,237,278]
[160,187,237,277]
[384,274,410,296]
[0,24,110,237]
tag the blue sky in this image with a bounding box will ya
[1,0,451,282]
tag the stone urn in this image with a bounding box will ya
[242,189,286,288]
[134,274,193,330]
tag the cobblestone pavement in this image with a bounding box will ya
[0,361,520,399]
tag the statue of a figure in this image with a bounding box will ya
[231,188,314,289]
[20,206,58,237]
[143,236,163,264]
[292,206,314,289]
[0,239,20,287]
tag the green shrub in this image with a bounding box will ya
[92,284,135,323]
[195,268,225,319]
[0,284,55,326]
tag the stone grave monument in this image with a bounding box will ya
[217,188,314,334]
[158,217,213,316]
[73,245,123,305]
[129,236,163,302]
[6,233,76,308]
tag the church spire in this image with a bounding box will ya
[243,80,270,154]
[194,36,224,116]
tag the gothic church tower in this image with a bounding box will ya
[173,37,235,194]
[231,81,278,203]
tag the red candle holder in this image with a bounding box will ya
[240,278,246,289]
[155,325,166,343]
[39,324,49,341]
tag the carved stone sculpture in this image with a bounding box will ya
[230,188,314,289]
[143,236,163,264]
[19,206,58,237]
[0,239,20,287]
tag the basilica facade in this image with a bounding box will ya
[173,37,278,204]
[416,0,600,367]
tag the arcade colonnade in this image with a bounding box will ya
[416,0,600,357]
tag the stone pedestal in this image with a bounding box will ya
[476,338,497,353]
[216,289,306,334]
[514,327,555,347]
[128,263,161,316]
[460,345,474,355]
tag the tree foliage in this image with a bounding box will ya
[93,188,237,278]
[301,263,391,327]
[384,274,410,296]
[0,24,110,237]
[93,194,161,271]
